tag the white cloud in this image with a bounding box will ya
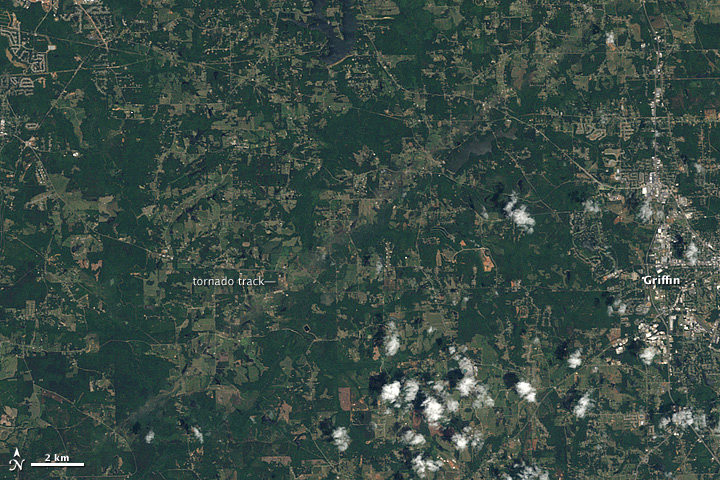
[638,200,653,223]
[504,194,519,214]
[411,455,442,478]
[403,379,420,404]
[332,427,351,452]
[422,397,445,426]
[504,193,536,234]
[583,199,601,214]
[638,200,663,224]
[191,426,204,444]
[607,298,627,316]
[375,258,384,275]
[574,392,593,419]
[685,241,698,266]
[384,335,399,356]
[381,381,402,405]
[467,428,484,449]
[694,162,704,173]
[457,357,483,401]
[640,347,657,365]
[451,432,469,451]
[444,398,459,413]
[145,430,155,444]
[473,384,495,408]
[455,426,484,451]
[458,357,475,375]
[509,207,536,233]
[401,430,426,446]
[384,322,400,356]
[515,381,537,403]
[457,357,494,408]
[514,463,550,480]
[458,376,477,397]
[568,349,582,369]
[431,381,447,394]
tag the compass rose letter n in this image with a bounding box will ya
[8,448,24,472]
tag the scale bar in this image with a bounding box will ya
[31,462,84,467]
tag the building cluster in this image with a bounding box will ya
[0,15,49,96]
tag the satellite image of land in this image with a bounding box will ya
[3,0,720,479]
